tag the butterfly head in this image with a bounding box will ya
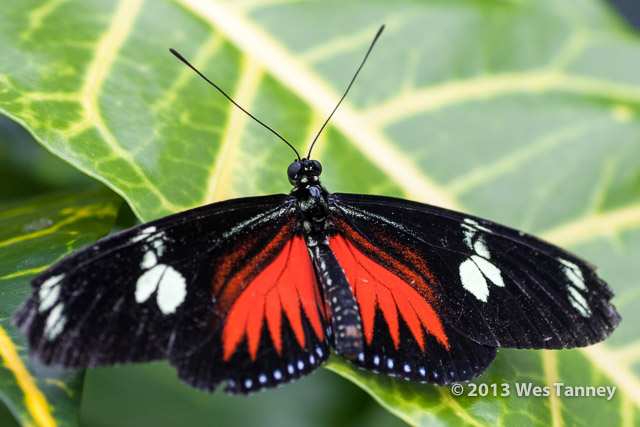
[287,159,322,186]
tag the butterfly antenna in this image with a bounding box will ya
[170,48,301,161]
[307,25,385,159]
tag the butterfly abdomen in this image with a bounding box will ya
[307,236,363,359]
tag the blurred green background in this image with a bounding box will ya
[2,0,640,426]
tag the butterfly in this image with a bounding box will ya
[13,26,620,395]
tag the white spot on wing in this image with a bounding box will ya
[560,259,586,291]
[463,218,490,232]
[141,251,157,269]
[130,226,157,243]
[44,304,66,340]
[567,287,592,317]
[38,274,64,312]
[39,286,61,313]
[135,266,164,303]
[565,268,585,290]
[135,264,187,314]
[462,219,493,255]
[559,258,591,316]
[471,256,504,287]
[156,266,187,314]
[152,237,166,256]
[463,229,475,250]
[473,237,491,259]
[559,258,577,269]
[459,258,489,302]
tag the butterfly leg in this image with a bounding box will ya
[307,236,363,359]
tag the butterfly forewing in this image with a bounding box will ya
[329,193,620,354]
[14,194,330,393]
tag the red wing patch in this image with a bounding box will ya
[221,236,325,361]
[329,234,449,352]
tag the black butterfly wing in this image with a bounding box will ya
[172,229,330,394]
[327,193,619,382]
[13,194,330,394]
[326,220,497,384]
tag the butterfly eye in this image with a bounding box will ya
[311,160,322,176]
[287,161,303,183]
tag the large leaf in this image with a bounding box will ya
[0,115,99,202]
[0,190,121,426]
[1,0,640,425]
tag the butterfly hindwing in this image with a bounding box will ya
[329,193,620,353]
[352,309,498,384]
[13,194,329,393]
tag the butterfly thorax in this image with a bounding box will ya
[288,159,331,235]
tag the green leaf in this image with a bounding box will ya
[0,190,121,426]
[1,0,640,425]
[0,115,99,202]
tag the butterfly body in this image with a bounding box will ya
[290,158,364,359]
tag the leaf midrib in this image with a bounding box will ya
[0,325,55,427]
[43,0,186,221]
